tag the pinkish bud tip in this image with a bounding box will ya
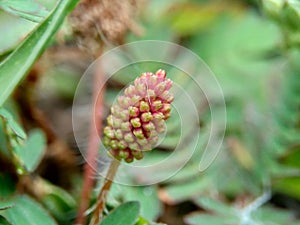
[103,69,173,162]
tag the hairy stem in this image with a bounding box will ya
[90,159,120,225]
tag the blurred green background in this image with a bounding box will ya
[0,0,300,225]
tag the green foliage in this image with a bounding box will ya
[0,0,79,107]
[14,129,46,172]
[268,51,300,200]
[0,216,12,225]
[0,174,15,198]
[149,223,166,225]
[40,182,77,224]
[122,0,300,224]
[0,195,58,225]
[185,196,300,225]
[0,108,77,224]
[263,0,300,47]
[0,0,49,22]
[0,108,26,140]
[0,1,80,224]
[269,51,300,155]
[108,184,162,221]
[0,0,300,224]
[126,8,287,201]
[0,108,46,174]
[0,11,36,56]
[163,1,223,36]
[100,201,140,225]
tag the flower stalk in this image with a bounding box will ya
[90,69,173,224]
[89,159,120,225]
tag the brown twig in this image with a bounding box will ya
[75,65,105,225]
[89,159,120,225]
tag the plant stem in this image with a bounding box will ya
[76,65,105,225]
[89,159,120,225]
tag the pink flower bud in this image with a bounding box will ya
[133,128,144,139]
[103,69,173,162]
[141,112,153,122]
[130,118,142,128]
[139,101,150,112]
[128,106,139,117]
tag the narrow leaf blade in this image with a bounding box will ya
[0,0,79,107]
[0,108,26,139]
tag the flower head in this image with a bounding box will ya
[103,69,174,162]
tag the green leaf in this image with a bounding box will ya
[0,195,58,225]
[0,0,49,23]
[0,11,37,55]
[0,174,16,198]
[0,195,15,211]
[0,108,26,140]
[280,146,300,169]
[281,0,300,31]
[0,0,79,107]
[0,215,12,225]
[150,223,166,225]
[253,205,300,224]
[135,216,149,225]
[194,197,235,217]
[273,176,300,200]
[190,12,282,101]
[184,213,237,225]
[185,198,300,225]
[41,183,77,223]
[122,186,161,221]
[0,200,13,211]
[100,201,140,225]
[159,176,212,204]
[14,129,46,172]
